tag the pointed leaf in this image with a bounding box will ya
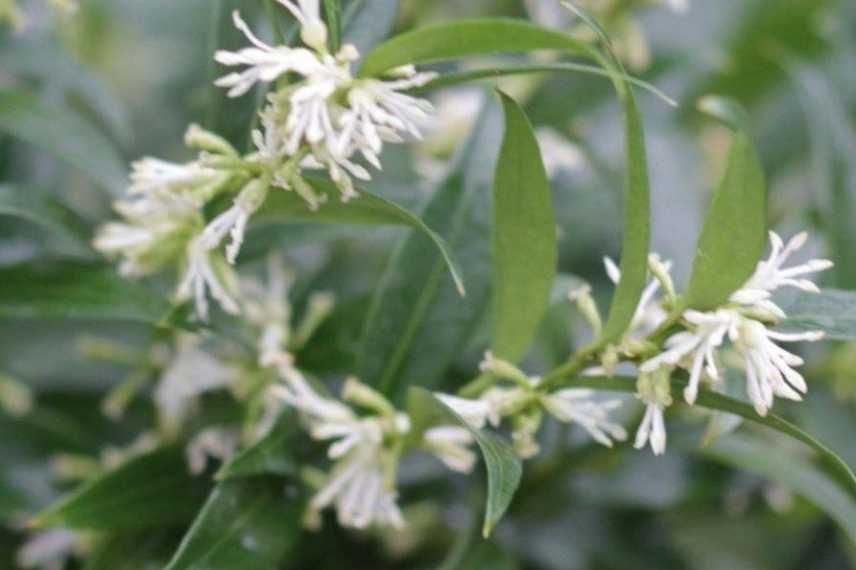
[491,92,556,363]
[408,388,521,538]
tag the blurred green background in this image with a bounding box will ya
[1,0,855,568]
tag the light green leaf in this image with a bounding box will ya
[566,375,856,496]
[0,258,171,324]
[0,90,127,193]
[777,289,856,340]
[408,388,521,538]
[323,0,341,52]
[358,18,591,77]
[705,434,856,543]
[683,97,767,310]
[34,446,206,530]
[256,178,464,295]
[165,478,302,570]
[216,416,298,480]
[491,92,557,363]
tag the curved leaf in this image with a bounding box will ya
[165,478,302,570]
[777,288,856,340]
[216,415,298,480]
[33,446,206,530]
[0,258,171,324]
[408,388,521,538]
[256,178,464,295]
[492,92,557,363]
[683,97,767,310]
[0,90,127,194]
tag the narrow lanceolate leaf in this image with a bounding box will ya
[683,97,767,310]
[0,259,171,323]
[33,446,206,530]
[408,388,521,538]
[323,0,341,52]
[705,434,856,544]
[216,416,298,480]
[0,185,91,254]
[165,478,303,570]
[0,90,127,193]
[358,19,592,77]
[256,178,464,295]
[359,101,502,400]
[492,92,557,363]
[776,289,856,340]
[566,375,856,497]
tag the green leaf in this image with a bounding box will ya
[566,375,856,497]
[0,89,127,193]
[704,434,856,543]
[323,0,341,52]
[34,446,206,530]
[358,101,501,399]
[491,92,557,363]
[84,530,177,570]
[0,258,171,323]
[358,18,591,77]
[777,289,856,340]
[408,388,521,538]
[256,178,464,295]
[216,416,298,480]
[0,184,91,254]
[683,98,767,310]
[165,478,303,570]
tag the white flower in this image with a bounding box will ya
[422,426,477,473]
[540,388,628,447]
[641,309,738,405]
[186,428,240,475]
[633,367,672,455]
[434,392,499,430]
[201,179,268,264]
[731,231,833,319]
[214,11,325,97]
[175,236,241,320]
[273,369,408,530]
[154,336,238,433]
[278,0,328,52]
[604,254,673,336]
[129,157,222,196]
[732,320,823,417]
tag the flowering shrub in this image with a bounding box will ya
[1,0,856,568]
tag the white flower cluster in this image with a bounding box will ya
[437,351,628,460]
[217,2,436,205]
[272,367,477,530]
[571,231,831,456]
[94,0,436,320]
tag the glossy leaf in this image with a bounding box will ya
[165,478,303,570]
[0,258,171,323]
[359,101,501,400]
[777,289,856,340]
[216,416,298,480]
[256,178,464,295]
[408,388,521,538]
[34,446,206,530]
[491,92,556,363]
[683,98,767,310]
[566,375,856,496]
[705,434,856,543]
[0,90,127,193]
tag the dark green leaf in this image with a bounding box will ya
[408,388,521,538]
[0,90,127,193]
[165,478,303,570]
[0,258,171,323]
[216,416,298,480]
[323,0,341,52]
[85,530,177,570]
[34,446,206,530]
[705,434,856,543]
[256,178,464,295]
[683,98,767,310]
[358,101,501,399]
[777,289,856,340]
[491,92,556,363]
